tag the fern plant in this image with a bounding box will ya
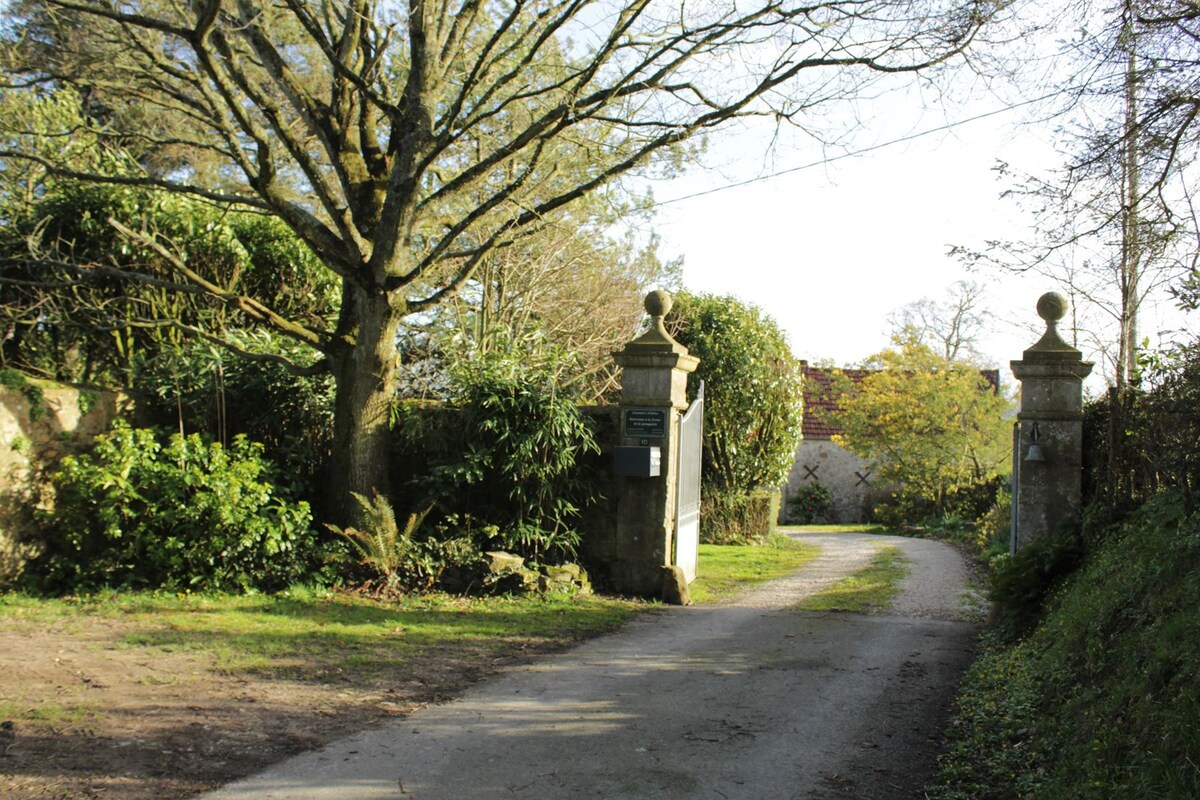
[326,491,436,592]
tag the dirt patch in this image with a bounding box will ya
[0,613,563,800]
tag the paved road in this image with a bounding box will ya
[199,534,981,800]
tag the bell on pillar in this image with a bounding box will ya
[1024,422,1046,463]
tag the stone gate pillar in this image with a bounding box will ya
[609,290,698,597]
[1010,292,1094,551]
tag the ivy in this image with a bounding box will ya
[0,368,47,421]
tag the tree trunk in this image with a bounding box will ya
[1118,0,1141,397]
[327,287,402,528]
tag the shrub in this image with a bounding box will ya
[134,333,335,503]
[973,486,1012,561]
[871,488,936,529]
[1081,340,1200,522]
[945,475,1010,522]
[871,477,1008,533]
[665,292,804,496]
[701,489,780,545]
[398,359,599,566]
[988,522,1084,642]
[787,481,833,524]
[5,182,337,386]
[29,421,316,593]
[326,491,478,593]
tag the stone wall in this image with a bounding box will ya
[0,381,129,586]
[781,439,887,524]
[575,405,621,589]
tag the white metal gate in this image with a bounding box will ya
[674,382,704,583]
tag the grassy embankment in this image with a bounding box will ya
[929,491,1200,800]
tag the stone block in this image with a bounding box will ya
[661,565,692,606]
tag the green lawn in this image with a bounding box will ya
[0,532,826,679]
[0,587,643,680]
[0,532,837,687]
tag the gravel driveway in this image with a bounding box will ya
[199,533,981,800]
[757,532,985,621]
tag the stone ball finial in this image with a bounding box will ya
[644,289,672,318]
[621,289,684,350]
[1037,292,1068,323]
[1025,291,1078,355]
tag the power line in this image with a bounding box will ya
[654,88,1070,207]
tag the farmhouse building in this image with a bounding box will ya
[782,364,1001,524]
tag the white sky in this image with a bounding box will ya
[639,78,1194,396]
[642,93,1058,376]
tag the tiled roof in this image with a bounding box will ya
[801,367,871,440]
[802,365,1002,441]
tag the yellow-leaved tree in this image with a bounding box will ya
[832,341,1012,522]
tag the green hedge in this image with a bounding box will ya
[28,422,316,593]
[701,489,780,545]
[1082,343,1200,522]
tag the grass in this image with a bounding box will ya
[0,535,832,689]
[0,699,99,724]
[0,586,644,682]
[0,587,649,749]
[688,532,821,604]
[929,491,1200,800]
[795,545,909,613]
[0,533,836,727]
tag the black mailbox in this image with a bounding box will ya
[614,446,661,478]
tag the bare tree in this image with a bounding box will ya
[0,0,1001,522]
[440,220,678,402]
[956,0,1200,392]
[888,279,990,365]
